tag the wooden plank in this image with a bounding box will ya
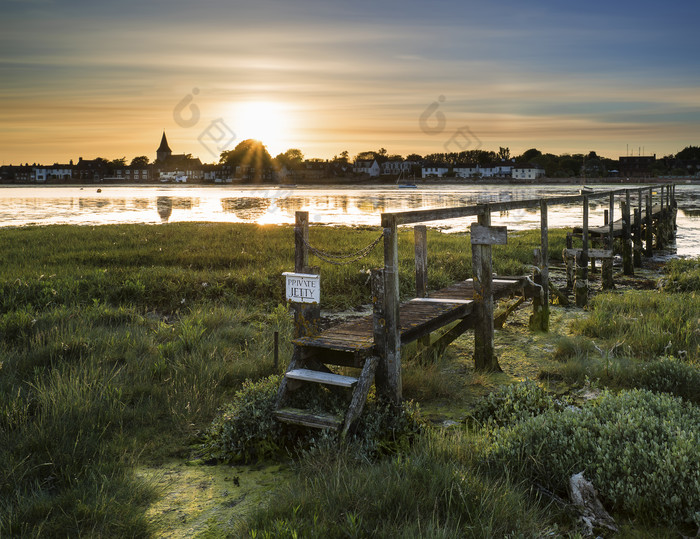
[342,356,378,437]
[275,408,342,430]
[564,248,613,259]
[285,368,358,388]
[410,297,473,305]
[471,224,507,245]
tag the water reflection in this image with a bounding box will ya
[221,197,271,220]
[157,197,172,222]
[0,185,697,256]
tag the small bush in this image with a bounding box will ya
[470,379,563,428]
[204,375,287,463]
[662,258,700,292]
[203,375,423,464]
[484,389,700,526]
[635,357,700,403]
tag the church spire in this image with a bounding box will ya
[156,131,172,162]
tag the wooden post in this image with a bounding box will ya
[294,211,309,272]
[564,233,574,289]
[471,207,503,372]
[622,191,633,275]
[575,196,589,307]
[608,192,614,251]
[633,208,642,267]
[292,212,319,338]
[538,199,550,331]
[371,268,386,364]
[645,189,653,257]
[380,214,402,405]
[414,225,427,298]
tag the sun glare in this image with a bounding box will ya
[228,101,294,155]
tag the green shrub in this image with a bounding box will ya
[662,258,700,292]
[635,357,700,403]
[469,380,563,428]
[484,389,700,526]
[204,375,288,463]
[203,375,423,464]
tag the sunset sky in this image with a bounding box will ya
[2,0,699,165]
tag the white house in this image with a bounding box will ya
[421,164,450,178]
[353,159,380,177]
[512,164,545,180]
[381,160,416,175]
[480,163,513,178]
[34,166,72,182]
[453,165,479,178]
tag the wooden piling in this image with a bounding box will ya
[472,206,502,372]
[414,225,427,298]
[538,200,550,330]
[622,192,634,275]
[645,189,653,256]
[380,214,402,404]
[575,196,589,307]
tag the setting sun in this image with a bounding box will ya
[227,101,294,155]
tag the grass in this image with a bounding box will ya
[0,222,564,536]
[4,220,698,537]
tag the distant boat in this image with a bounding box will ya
[396,170,418,188]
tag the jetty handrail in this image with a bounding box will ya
[381,183,672,225]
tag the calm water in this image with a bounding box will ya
[1,184,699,257]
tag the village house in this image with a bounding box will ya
[421,163,450,178]
[353,159,380,177]
[479,162,513,178]
[453,165,479,178]
[512,163,545,180]
[34,164,73,182]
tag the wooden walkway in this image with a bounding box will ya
[275,184,678,433]
[293,277,527,367]
[573,204,661,238]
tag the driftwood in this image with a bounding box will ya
[569,472,618,536]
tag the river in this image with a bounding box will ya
[1,183,698,257]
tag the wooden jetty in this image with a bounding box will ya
[275,183,678,434]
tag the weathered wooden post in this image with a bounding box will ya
[380,213,402,405]
[645,189,653,256]
[295,211,309,273]
[622,191,634,275]
[471,207,505,372]
[535,199,550,331]
[564,233,575,289]
[608,192,615,252]
[414,225,431,350]
[371,268,386,372]
[575,195,589,307]
[634,189,643,266]
[292,211,320,338]
[633,208,643,267]
[656,186,666,249]
[414,225,427,298]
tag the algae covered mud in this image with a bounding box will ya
[1,183,699,256]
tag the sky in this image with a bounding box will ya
[1,0,699,165]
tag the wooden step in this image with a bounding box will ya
[275,407,343,430]
[285,368,358,388]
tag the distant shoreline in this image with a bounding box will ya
[0,176,695,188]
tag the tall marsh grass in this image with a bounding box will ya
[0,222,565,536]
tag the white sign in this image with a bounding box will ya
[283,272,320,304]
